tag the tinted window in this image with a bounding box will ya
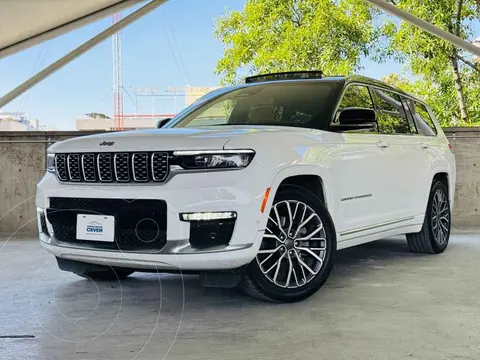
[400,97,418,134]
[170,82,336,129]
[332,85,377,133]
[371,88,411,134]
[338,85,374,111]
[412,101,437,136]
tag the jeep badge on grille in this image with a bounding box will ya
[99,141,114,146]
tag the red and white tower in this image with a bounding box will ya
[112,12,124,130]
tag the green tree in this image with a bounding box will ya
[382,73,459,126]
[383,0,478,123]
[214,0,382,84]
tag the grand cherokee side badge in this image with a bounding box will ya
[99,141,114,146]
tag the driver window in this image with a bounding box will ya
[338,85,375,111]
[334,85,377,133]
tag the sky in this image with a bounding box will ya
[0,0,477,130]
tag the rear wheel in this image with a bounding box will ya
[407,180,451,254]
[240,185,336,303]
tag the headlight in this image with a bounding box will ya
[173,150,255,170]
[46,153,55,172]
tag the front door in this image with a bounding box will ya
[324,84,393,235]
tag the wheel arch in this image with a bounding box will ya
[430,168,453,205]
[258,166,337,231]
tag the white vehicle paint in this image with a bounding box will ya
[36,73,456,302]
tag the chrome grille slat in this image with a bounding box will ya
[55,152,169,184]
[97,153,113,182]
[81,154,96,182]
[55,154,68,181]
[67,154,81,181]
[132,153,149,182]
[114,153,130,182]
[152,152,169,181]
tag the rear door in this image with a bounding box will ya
[370,87,429,220]
[404,98,447,214]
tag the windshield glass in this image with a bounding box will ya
[168,81,337,129]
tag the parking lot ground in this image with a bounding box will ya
[1,234,480,360]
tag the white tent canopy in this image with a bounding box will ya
[0,0,144,59]
[0,0,478,109]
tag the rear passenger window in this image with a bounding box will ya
[412,102,437,136]
[371,88,411,134]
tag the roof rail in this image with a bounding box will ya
[245,71,324,84]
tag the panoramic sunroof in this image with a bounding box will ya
[245,71,324,84]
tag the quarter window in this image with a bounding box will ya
[371,88,411,134]
[413,102,437,136]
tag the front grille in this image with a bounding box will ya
[55,152,169,183]
[47,197,167,251]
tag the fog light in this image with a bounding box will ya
[180,211,237,222]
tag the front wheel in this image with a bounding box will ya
[406,180,451,254]
[240,185,336,303]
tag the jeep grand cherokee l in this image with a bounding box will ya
[36,71,456,302]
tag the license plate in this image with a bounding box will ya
[76,214,115,242]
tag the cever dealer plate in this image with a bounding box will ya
[76,214,115,242]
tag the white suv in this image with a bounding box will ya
[36,72,456,302]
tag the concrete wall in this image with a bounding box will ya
[0,128,477,234]
[0,131,103,235]
[444,127,480,230]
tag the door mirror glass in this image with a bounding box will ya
[333,107,377,131]
[156,118,171,129]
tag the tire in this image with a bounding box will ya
[406,180,451,254]
[76,268,135,281]
[240,185,336,303]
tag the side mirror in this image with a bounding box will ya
[332,108,377,131]
[156,118,171,129]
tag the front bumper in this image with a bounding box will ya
[36,163,271,271]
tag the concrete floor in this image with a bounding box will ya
[1,235,480,360]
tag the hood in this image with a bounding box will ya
[49,126,308,153]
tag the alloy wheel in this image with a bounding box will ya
[431,189,450,246]
[256,200,327,289]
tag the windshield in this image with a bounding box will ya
[167,81,338,129]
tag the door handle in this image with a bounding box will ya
[418,143,429,149]
[376,140,389,149]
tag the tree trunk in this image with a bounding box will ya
[450,52,469,123]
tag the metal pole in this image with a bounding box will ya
[365,0,480,58]
[0,0,168,109]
